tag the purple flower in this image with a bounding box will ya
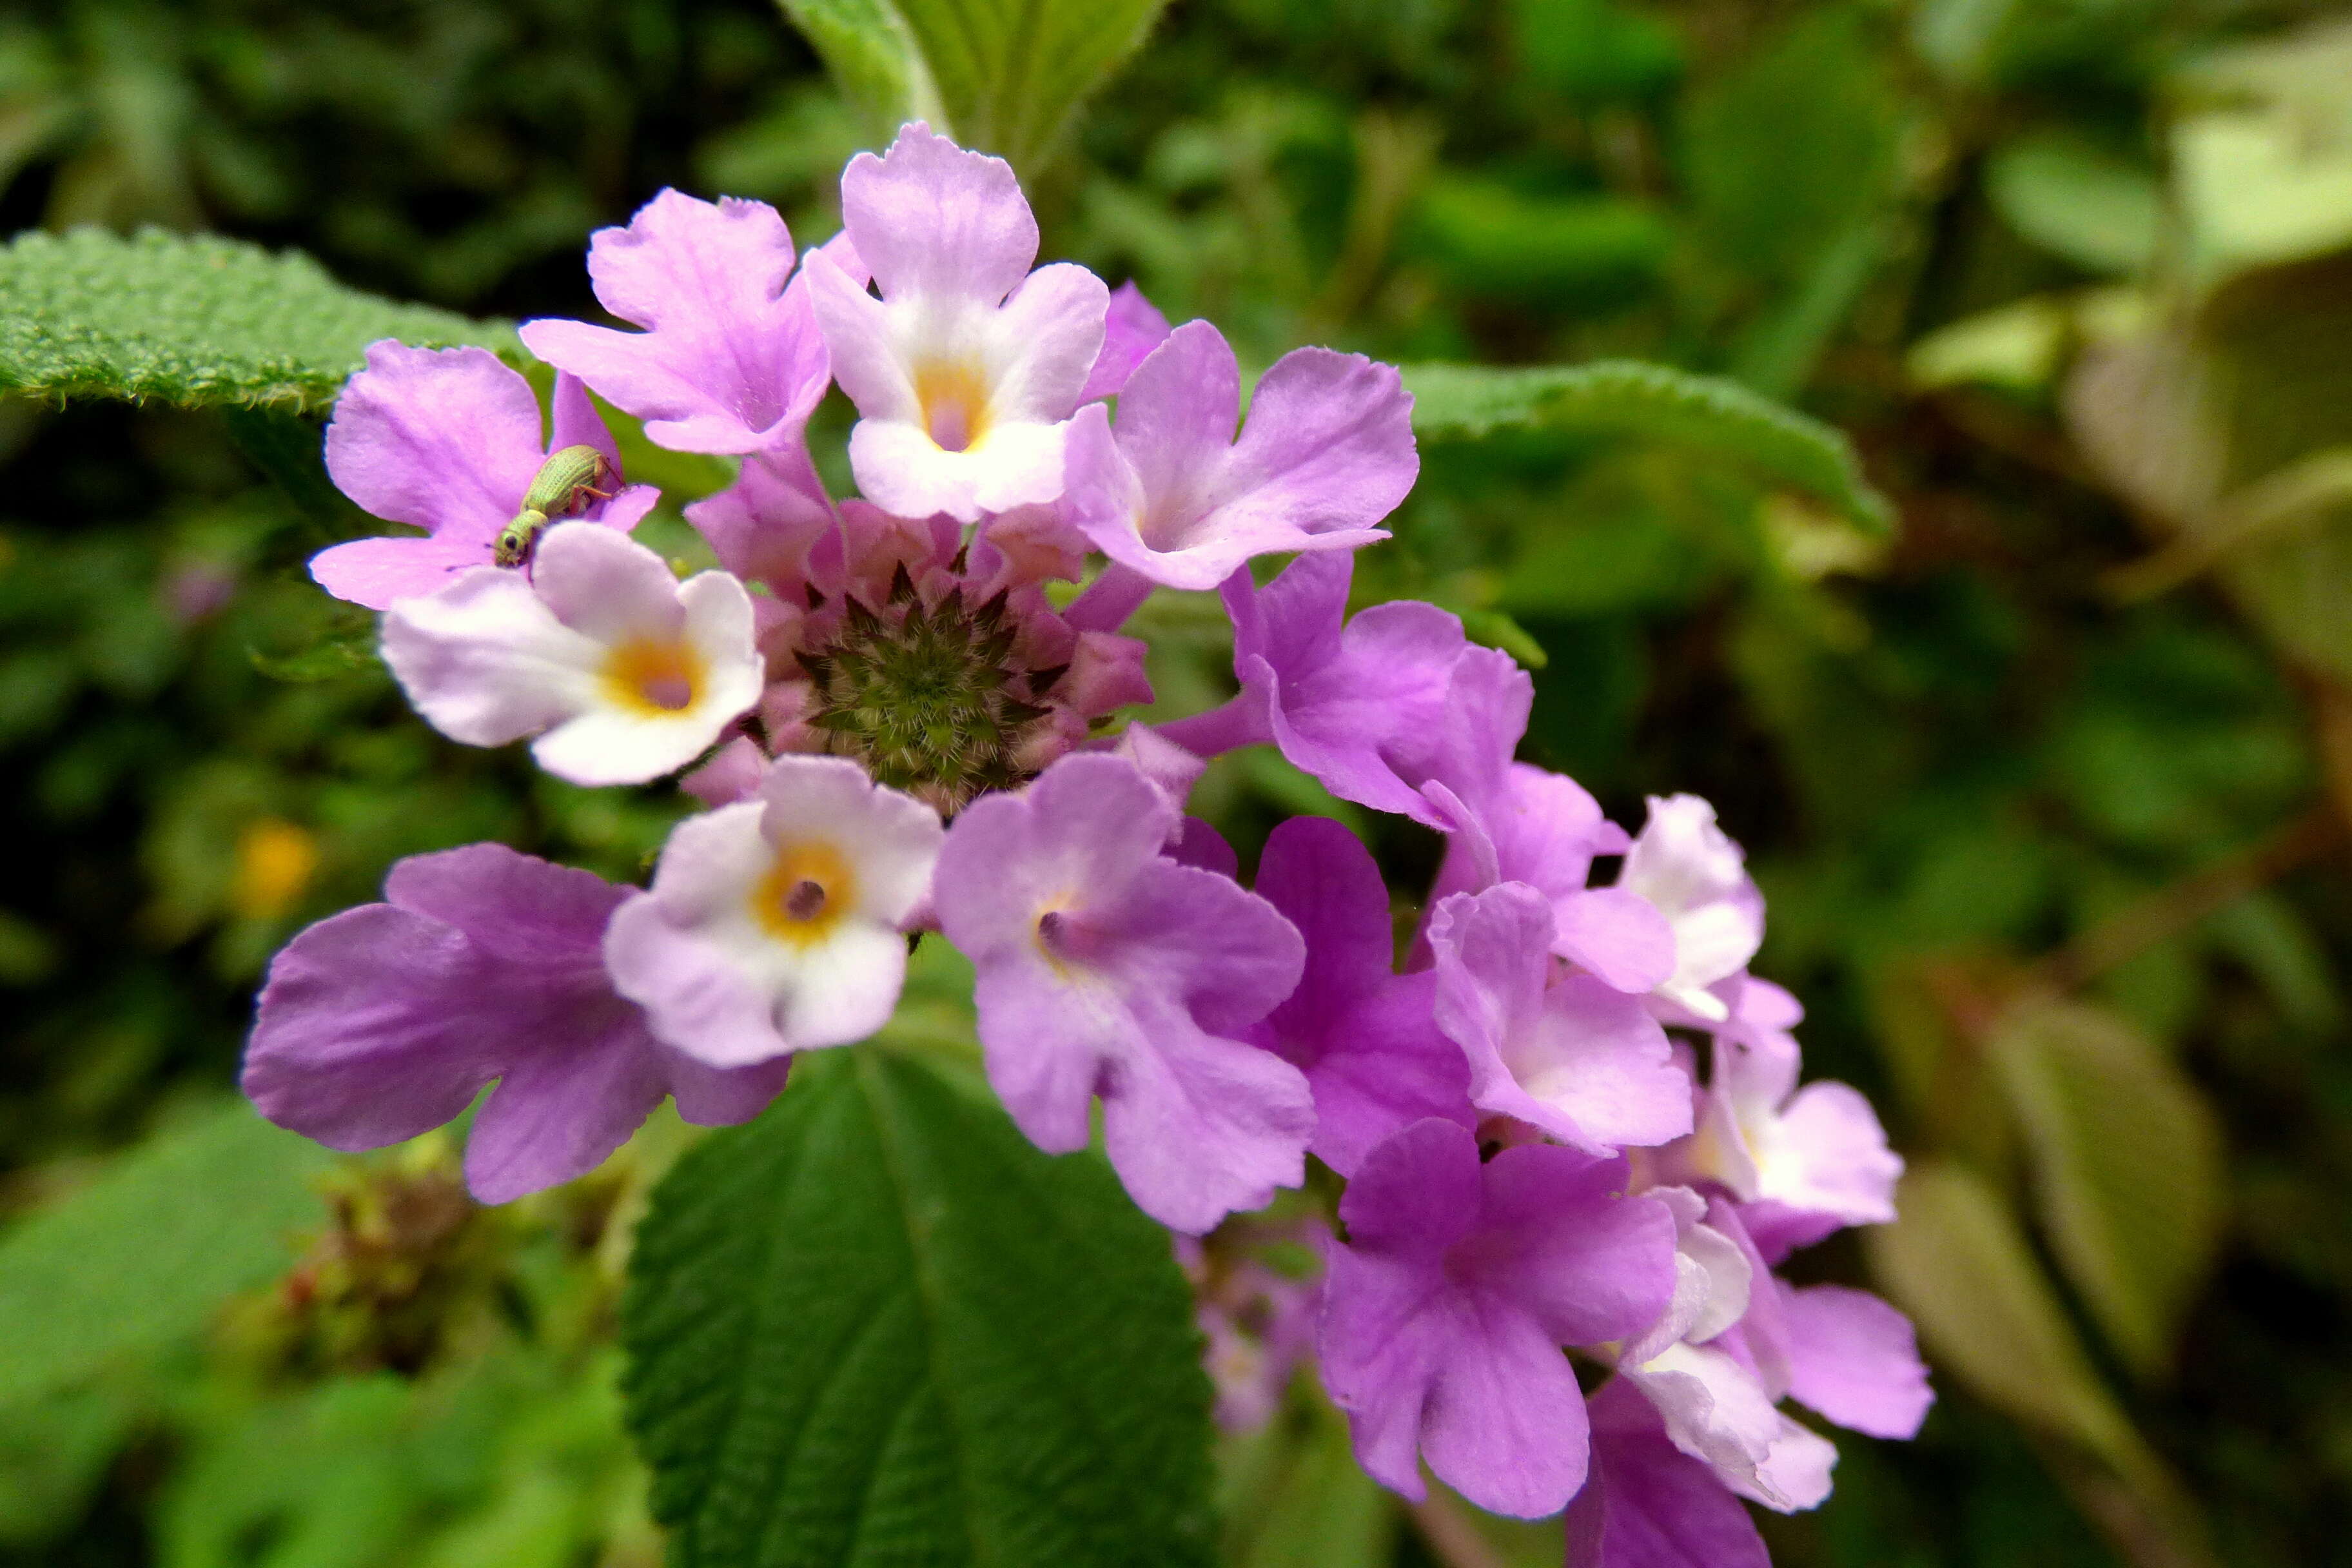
[604,755,945,1066]
[805,123,1109,522]
[1427,884,1693,1153]
[1156,553,1466,827]
[931,754,1314,1235]
[311,344,658,611]
[1565,1378,1772,1568]
[1244,816,1472,1177]
[1415,644,1676,992]
[518,190,838,456]
[1177,1213,1326,1431]
[242,843,787,1203]
[1061,319,1418,590]
[1077,280,1173,402]
[380,523,763,787]
[1317,1118,1678,1517]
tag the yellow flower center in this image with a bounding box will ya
[600,637,704,715]
[752,840,858,946]
[914,360,994,453]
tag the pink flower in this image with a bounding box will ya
[805,124,1109,522]
[518,190,839,456]
[1061,319,1417,590]
[932,754,1313,1234]
[311,344,657,610]
[1616,795,1766,1023]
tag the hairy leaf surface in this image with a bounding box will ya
[622,1047,1217,1568]
[0,228,513,412]
[1400,360,1894,532]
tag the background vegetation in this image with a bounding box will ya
[1,0,2349,1563]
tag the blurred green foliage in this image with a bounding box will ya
[2,0,2350,1564]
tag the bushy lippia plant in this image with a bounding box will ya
[121,125,1928,1565]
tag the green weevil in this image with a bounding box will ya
[494,445,616,567]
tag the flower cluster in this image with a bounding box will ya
[244,122,1927,1559]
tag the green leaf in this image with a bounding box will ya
[0,1100,330,1407]
[1219,1389,1396,1568]
[1986,135,2162,277]
[1864,1161,2152,1479]
[0,227,515,413]
[1400,360,1894,533]
[622,1047,1218,1568]
[774,0,1166,173]
[1988,1000,2225,1378]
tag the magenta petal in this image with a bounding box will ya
[1337,1117,1484,1256]
[1168,817,1239,878]
[1077,280,1173,401]
[384,841,625,964]
[1479,1147,1680,1347]
[519,190,827,454]
[1252,818,1473,1175]
[1567,1380,1770,1568]
[1220,343,1418,546]
[1419,1299,1593,1517]
[1779,1286,1934,1439]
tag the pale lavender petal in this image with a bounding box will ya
[309,534,495,614]
[1553,888,1678,994]
[1318,1247,1447,1501]
[1430,886,1691,1153]
[1097,990,1317,1236]
[518,190,828,454]
[1779,1286,1932,1439]
[1566,1380,1770,1568]
[531,521,691,643]
[1072,325,1416,589]
[841,122,1038,304]
[936,755,1310,1231]
[380,568,596,749]
[324,342,542,547]
[1077,280,1173,401]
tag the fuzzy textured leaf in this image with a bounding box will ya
[1400,360,1894,533]
[0,227,515,412]
[774,0,1166,172]
[622,1047,1218,1568]
[1989,999,2224,1378]
[0,1101,330,1407]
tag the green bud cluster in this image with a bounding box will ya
[797,563,1067,813]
